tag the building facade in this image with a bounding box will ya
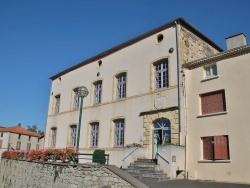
[44,17,221,178]
[0,125,43,161]
[183,34,250,183]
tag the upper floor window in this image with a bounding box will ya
[90,122,99,147]
[73,89,80,109]
[114,119,124,147]
[116,73,126,99]
[154,59,169,89]
[202,135,229,160]
[70,125,77,147]
[28,136,31,141]
[94,81,102,105]
[0,132,3,137]
[18,134,21,140]
[51,128,57,148]
[205,64,217,78]
[200,90,226,115]
[54,95,60,115]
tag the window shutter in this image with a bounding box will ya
[203,137,213,160]
[201,90,225,114]
[0,140,2,149]
[214,136,229,160]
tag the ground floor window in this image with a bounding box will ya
[27,143,31,150]
[16,141,21,150]
[202,135,229,160]
[90,123,99,147]
[70,125,77,147]
[114,119,124,147]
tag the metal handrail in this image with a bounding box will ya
[122,147,139,161]
[73,153,110,165]
[156,152,169,164]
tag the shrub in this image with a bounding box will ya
[92,149,106,164]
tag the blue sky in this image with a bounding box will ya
[0,0,249,131]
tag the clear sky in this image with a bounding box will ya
[1,0,249,131]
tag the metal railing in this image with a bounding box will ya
[156,152,169,164]
[73,153,110,165]
[122,147,139,162]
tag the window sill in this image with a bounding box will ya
[198,160,231,163]
[201,75,219,82]
[197,111,228,118]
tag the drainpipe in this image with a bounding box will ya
[175,21,181,143]
[175,21,187,178]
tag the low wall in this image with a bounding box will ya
[0,159,148,188]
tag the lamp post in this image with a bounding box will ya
[76,86,89,153]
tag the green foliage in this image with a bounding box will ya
[92,149,106,164]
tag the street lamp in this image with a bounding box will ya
[76,86,89,153]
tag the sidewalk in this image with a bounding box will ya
[139,179,250,188]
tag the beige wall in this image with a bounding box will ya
[185,52,250,183]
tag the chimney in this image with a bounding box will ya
[18,123,21,127]
[226,33,247,50]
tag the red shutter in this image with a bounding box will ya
[214,136,229,160]
[201,90,225,115]
[203,137,213,159]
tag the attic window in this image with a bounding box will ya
[156,34,164,44]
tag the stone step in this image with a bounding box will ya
[127,166,157,171]
[130,163,159,168]
[125,169,160,173]
[128,172,167,178]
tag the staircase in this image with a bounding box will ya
[124,159,170,182]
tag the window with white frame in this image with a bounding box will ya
[90,122,99,147]
[205,64,217,78]
[154,59,169,89]
[70,125,77,147]
[54,95,60,115]
[94,81,102,104]
[114,119,124,147]
[73,89,80,109]
[51,128,57,148]
[116,73,126,99]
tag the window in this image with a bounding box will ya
[154,59,169,89]
[94,81,102,104]
[0,132,3,137]
[0,140,2,149]
[73,89,80,109]
[116,73,126,99]
[18,134,21,140]
[51,128,57,148]
[70,125,77,147]
[205,64,217,77]
[114,119,124,147]
[90,123,99,147]
[201,90,226,115]
[36,144,39,150]
[27,143,31,150]
[202,135,229,160]
[54,95,60,115]
[28,136,31,141]
[16,141,21,150]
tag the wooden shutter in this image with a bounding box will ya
[0,140,2,149]
[214,136,229,160]
[203,137,213,159]
[201,90,225,115]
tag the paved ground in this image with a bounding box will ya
[139,179,250,188]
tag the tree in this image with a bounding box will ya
[27,124,38,132]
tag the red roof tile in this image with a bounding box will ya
[0,125,42,137]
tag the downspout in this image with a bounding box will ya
[174,21,181,143]
[175,21,187,178]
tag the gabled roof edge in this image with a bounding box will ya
[50,17,223,80]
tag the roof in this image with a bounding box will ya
[0,125,42,137]
[0,126,5,128]
[182,44,250,69]
[50,17,223,80]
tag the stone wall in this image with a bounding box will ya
[0,159,139,188]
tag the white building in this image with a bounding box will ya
[44,17,222,179]
[183,33,250,183]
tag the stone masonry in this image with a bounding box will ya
[0,159,135,188]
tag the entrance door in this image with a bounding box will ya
[152,118,171,159]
